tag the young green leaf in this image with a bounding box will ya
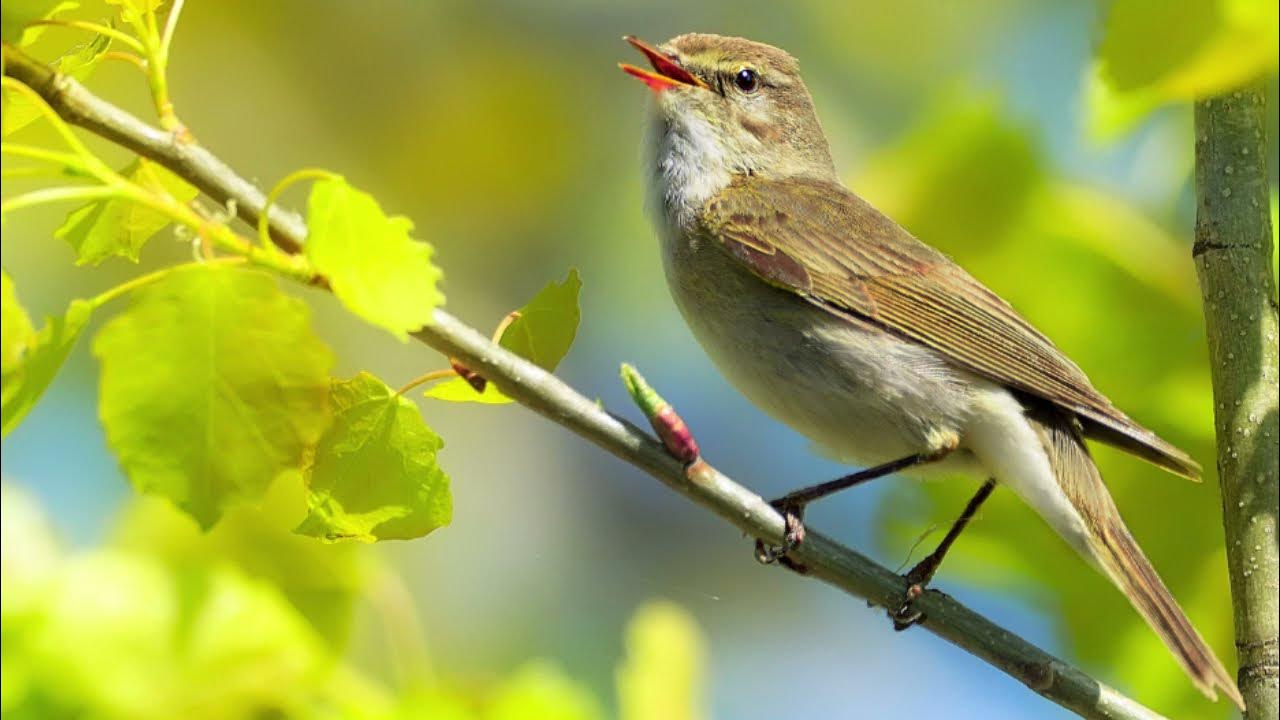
[296,372,451,543]
[423,378,513,404]
[93,265,333,529]
[497,268,582,369]
[1,271,36,377]
[2,31,110,137]
[54,158,197,265]
[425,268,581,404]
[305,176,444,339]
[1,296,92,438]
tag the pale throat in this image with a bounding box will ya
[644,106,738,233]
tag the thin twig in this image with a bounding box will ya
[1,42,1170,720]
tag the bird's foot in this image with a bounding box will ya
[754,499,808,572]
[889,562,935,631]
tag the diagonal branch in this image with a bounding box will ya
[2,42,1167,720]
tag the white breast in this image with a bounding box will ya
[644,104,735,231]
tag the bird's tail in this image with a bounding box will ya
[1031,410,1244,710]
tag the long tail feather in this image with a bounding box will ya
[1031,410,1244,710]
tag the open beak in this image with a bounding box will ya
[619,35,709,92]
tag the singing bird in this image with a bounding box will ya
[619,33,1242,707]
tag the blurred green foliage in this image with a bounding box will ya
[2,483,708,719]
[1089,0,1278,138]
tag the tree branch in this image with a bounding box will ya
[3,42,1168,720]
[1194,84,1280,719]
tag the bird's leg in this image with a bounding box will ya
[891,478,996,630]
[754,441,957,565]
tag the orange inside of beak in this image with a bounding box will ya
[619,36,708,92]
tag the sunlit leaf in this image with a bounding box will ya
[616,602,706,720]
[497,268,581,369]
[426,269,581,404]
[1,297,92,437]
[0,271,36,377]
[2,29,109,136]
[93,265,333,529]
[424,378,513,404]
[488,661,602,720]
[1090,0,1279,138]
[297,372,451,543]
[305,176,444,339]
[54,158,197,265]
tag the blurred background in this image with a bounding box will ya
[3,1,1277,718]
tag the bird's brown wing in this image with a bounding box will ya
[701,175,1200,479]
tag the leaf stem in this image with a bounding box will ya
[1,164,77,179]
[88,256,246,309]
[396,368,457,395]
[26,19,146,53]
[259,168,338,250]
[491,310,521,343]
[159,0,186,66]
[100,51,149,73]
[0,185,123,215]
[0,78,94,159]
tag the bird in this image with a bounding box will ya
[619,32,1242,708]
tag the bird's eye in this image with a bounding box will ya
[734,68,760,93]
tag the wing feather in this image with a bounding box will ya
[701,176,1200,479]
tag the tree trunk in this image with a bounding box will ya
[1193,83,1280,719]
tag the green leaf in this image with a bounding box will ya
[1090,0,1279,138]
[1,296,92,437]
[1,271,36,377]
[54,158,197,265]
[423,378,514,404]
[616,602,707,720]
[297,372,451,542]
[93,265,333,529]
[305,176,444,339]
[3,28,108,136]
[497,268,582,369]
[425,269,581,404]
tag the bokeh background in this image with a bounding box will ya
[3,1,1277,718]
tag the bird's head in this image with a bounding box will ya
[620,33,835,189]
